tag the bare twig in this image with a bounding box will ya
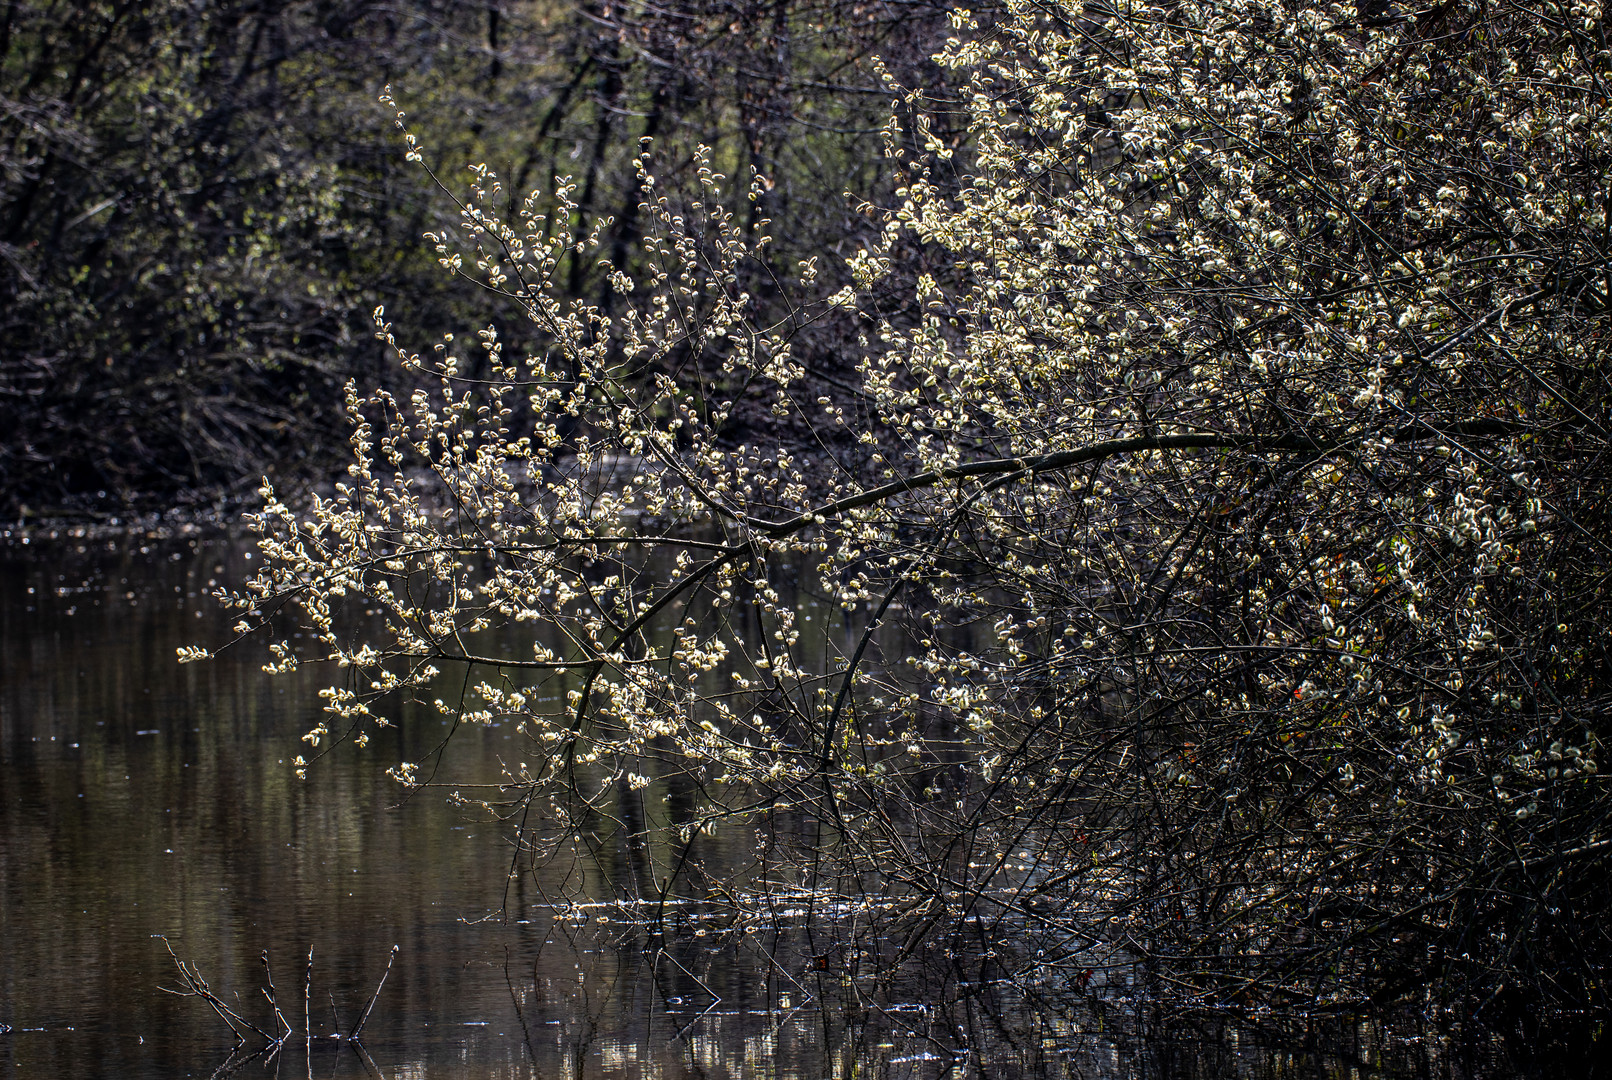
[157,937,276,1047]
[260,950,291,1040]
[303,947,313,1079]
[349,945,399,1041]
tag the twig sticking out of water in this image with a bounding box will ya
[160,937,398,1077]
[261,951,293,1040]
[349,944,398,1041]
[157,936,278,1048]
[303,947,313,1080]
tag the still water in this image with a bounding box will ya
[0,528,790,1078]
[0,529,1482,1078]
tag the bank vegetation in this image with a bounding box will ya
[190,0,1610,1043]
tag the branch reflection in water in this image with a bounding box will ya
[2,530,1477,1077]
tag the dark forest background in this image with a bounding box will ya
[0,0,954,517]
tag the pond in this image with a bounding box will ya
[0,528,1502,1078]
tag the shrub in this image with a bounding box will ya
[213,0,1612,1018]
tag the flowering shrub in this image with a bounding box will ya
[206,0,1611,1013]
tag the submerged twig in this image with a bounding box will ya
[351,1038,389,1079]
[505,946,540,1063]
[654,946,725,1041]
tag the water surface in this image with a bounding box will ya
[0,529,1492,1078]
[1,529,712,1077]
